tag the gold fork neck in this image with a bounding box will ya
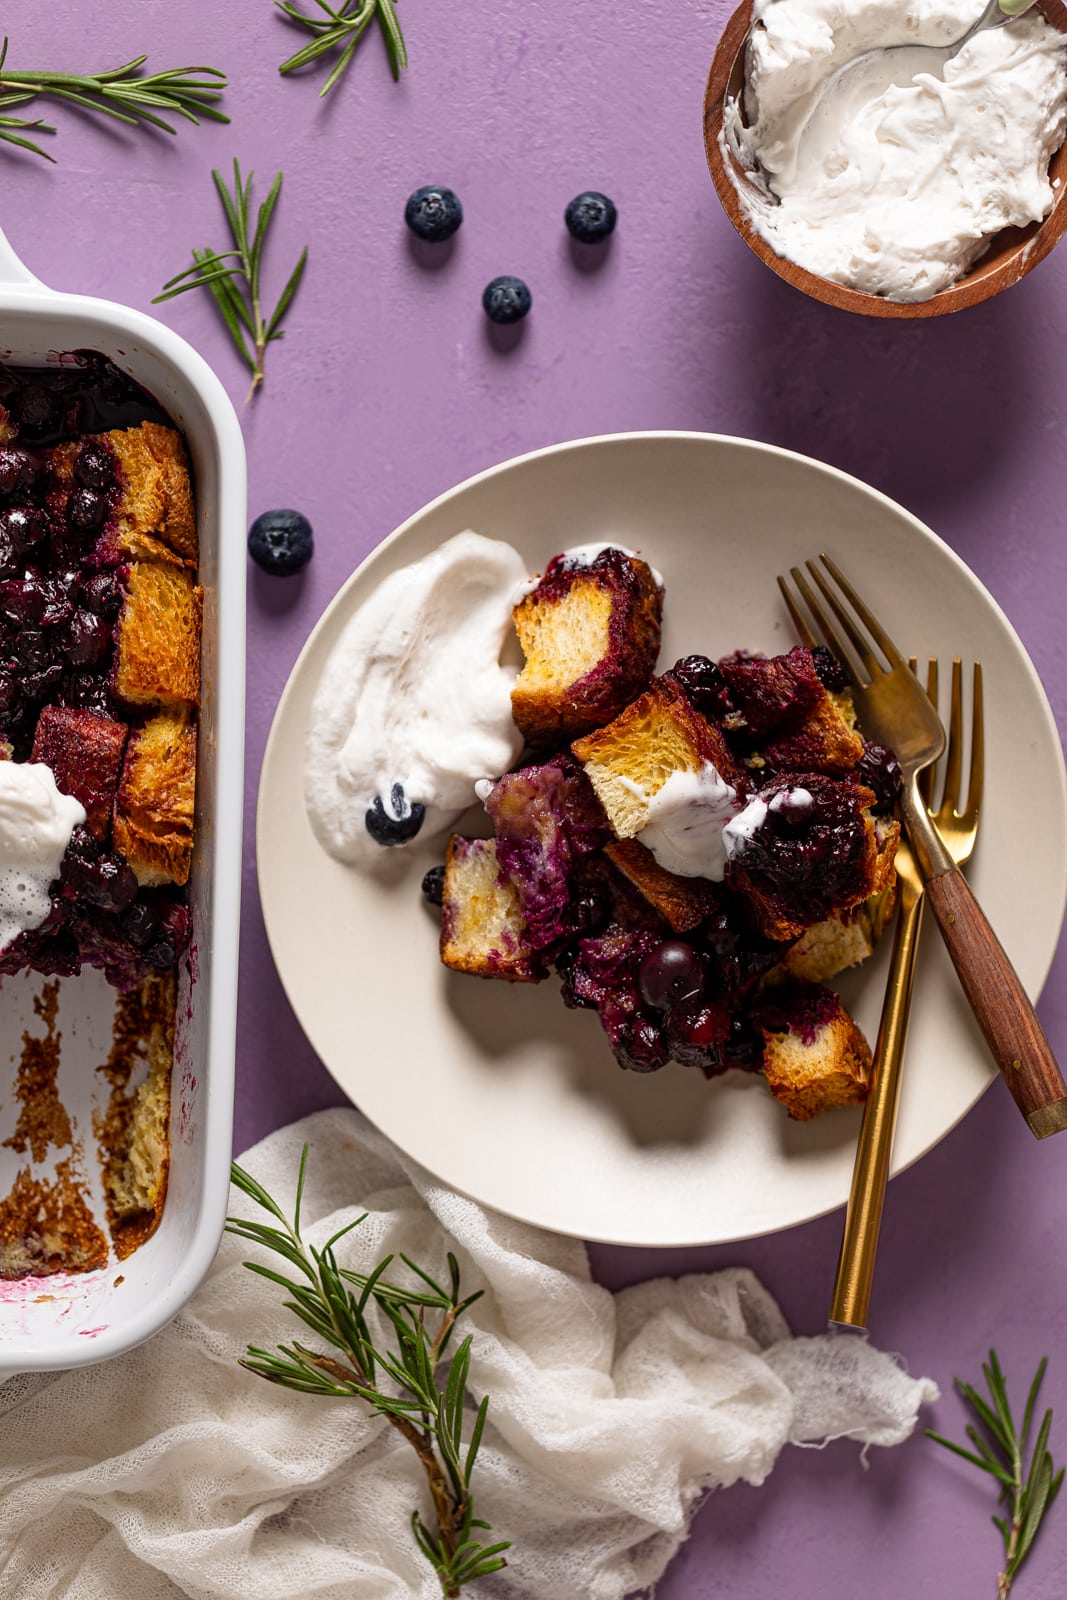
[899,777,955,879]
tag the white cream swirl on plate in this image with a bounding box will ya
[723,0,1067,300]
[305,530,528,865]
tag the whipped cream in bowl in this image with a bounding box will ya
[704,0,1067,312]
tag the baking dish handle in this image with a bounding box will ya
[0,225,43,289]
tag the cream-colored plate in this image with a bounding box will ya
[257,433,1067,1246]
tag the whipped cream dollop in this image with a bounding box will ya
[306,531,528,865]
[636,763,742,880]
[723,0,1067,300]
[0,762,85,954]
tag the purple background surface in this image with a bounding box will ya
[6,1,1067,1594]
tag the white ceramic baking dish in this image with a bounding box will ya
[0,226,245,1372]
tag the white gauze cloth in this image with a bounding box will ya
[0,1108,937,1600]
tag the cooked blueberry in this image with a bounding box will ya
[13,384,60,436]
[67,609,111,667]
[856,742,902,809]
[405,185,463,242]
[0,448,37,497]
[80,570,124,619]
[638,941,705,1011]
[564,191,618,244]
[121,899,161,949]
[615,1017,670,1073]
[811,644,848,693]
[421,865,446,906]
[671,655,733,718]
[482,276,532,325]
[665,998,729,1074]
[248,509,314,576]
[74,444,114,490]
[67,487,107,532]
[365,783,426,846]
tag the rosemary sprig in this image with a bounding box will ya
[0,36,227,161]
[153,161,308,403]
[927,1349,1063,1597]
[277,0,408,97]
[227,1148,510,1597]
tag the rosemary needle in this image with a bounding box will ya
[226,1147,510,1597]
[927,1349,1063,1598]
[154,161,308,404]
[276,0,408,97]
[0,36,227,161]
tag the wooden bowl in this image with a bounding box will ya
[703,0,1067,318]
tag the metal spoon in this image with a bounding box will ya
[813,0,1041,99]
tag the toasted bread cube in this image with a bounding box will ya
[760,988,871,1120]
[604,837,718,934]
[512,549,662,740]
[31,707,128,842]
[106,423,197,566]
[757,688,864,776]
[112,711,196,886]
[572,677,742,839]
[112,561,202,708]
[440,836,546,982]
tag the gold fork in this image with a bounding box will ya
[827,660,981,1329]
[778,555,1067,1139]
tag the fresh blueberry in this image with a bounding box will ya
[365,782,426,846]
[564,191,618,244]
[248,509,314,576]
[421,865,446,906]
[482,276,532,325]
[405,185,464,243]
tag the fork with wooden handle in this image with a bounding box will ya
[826,660,981,1330]
[778,555,1067,1140]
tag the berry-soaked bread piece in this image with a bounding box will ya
[112,711,197,887]
[511,547,662,741]
[483,754,610,951]
[758,984,872,1120]
[440,836,547,982]
[765,826,898,984]
[724,773,899,940]
[112,562,202,708]
[48,425,197,568]
[717,647,863,777]
[30,707,128,843]
[571,675,746,839]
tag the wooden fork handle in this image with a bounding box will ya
[925,867,1067,1137]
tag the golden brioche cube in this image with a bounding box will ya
[604,837,718,934]
[108,422,198,565]
[571,677,736,839]
[112,561,202,708]
[440,836,545,982]
[112,710,197,887]
[761,995,871,1120]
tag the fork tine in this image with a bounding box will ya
[818,554,907,671]
[787,565,866,682]
[777,574,818,648]
[805,561,880,680]
[940,659,964,815]
[918,658,939,806]
[964,661,984,824]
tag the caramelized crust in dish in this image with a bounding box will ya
[113,711,197,887]
[31,707,128,843]
[112,561,202,708]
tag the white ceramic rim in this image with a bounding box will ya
[257,430,1067,1247]
[0,225,246,1369]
